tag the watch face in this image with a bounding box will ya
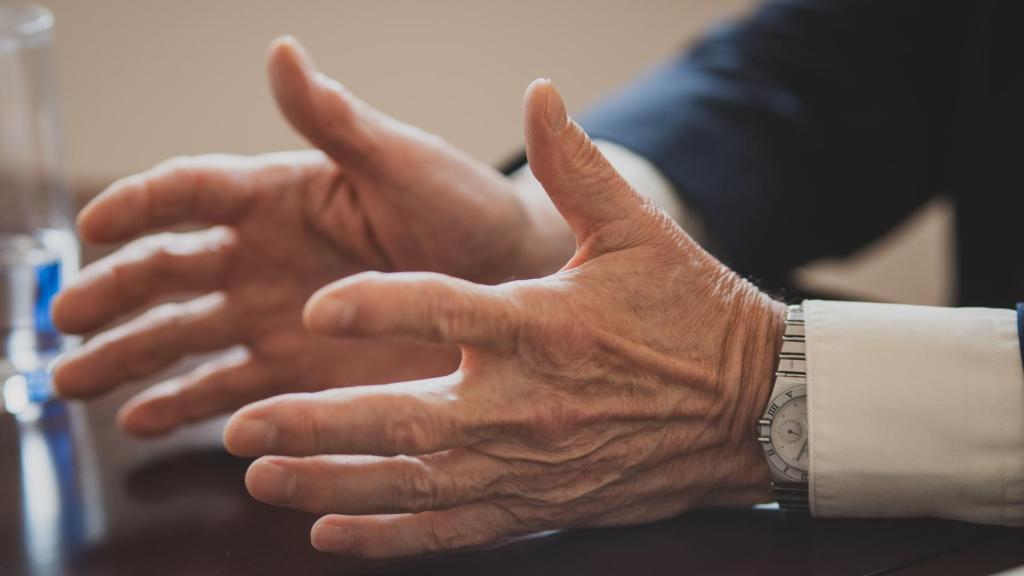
[759,386,808,482]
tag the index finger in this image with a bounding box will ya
[223,375,474,458]
[303,271,525,351]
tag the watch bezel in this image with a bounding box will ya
[757,384,808,482]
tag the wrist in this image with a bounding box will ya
[742,296,787,438]
[715,288,787,506]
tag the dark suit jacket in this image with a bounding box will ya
[580,0,1022,307]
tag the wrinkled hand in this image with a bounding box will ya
[224,80,786,558]
[51,37,567,436]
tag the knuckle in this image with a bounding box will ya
[146,301,184,327]
[430,293,463,343]
[158,159,197,190]
[108,243,167,305]
[148,155,202,207]
[396,460,439,511]
[106,256,134,298]
[537,317,593,363]
[155,154,193,174]
[528,394,586,445]
[207,226,241,258]
[90,331,127,374]
[143,240,176,272]
[172,379,206,423]
[305,408,331,454]
[118,305,181,379]
[383,407,436,454]
[428,279,506,344]
[258,156,299,183]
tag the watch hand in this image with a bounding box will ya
[797,439,808,461]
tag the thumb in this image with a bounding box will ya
[267,36,387,165]
[522,79,652,250]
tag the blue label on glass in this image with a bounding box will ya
[25,369,52,403]
[34,259,60,334]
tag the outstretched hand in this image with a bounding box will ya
[226,79,785,557]
[51,38,569,436]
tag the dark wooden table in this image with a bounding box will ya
[0,385,1022,576]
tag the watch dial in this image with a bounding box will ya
[769,396,808,473]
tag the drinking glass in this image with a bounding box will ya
[0,3,78,418]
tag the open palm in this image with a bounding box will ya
[52,38,548,436]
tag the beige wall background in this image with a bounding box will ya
[40,0,952,305]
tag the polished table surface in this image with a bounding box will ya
[1,385,1022,576]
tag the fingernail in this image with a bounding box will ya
[313,522,355,552]
[249,459,296,505]
[544,79,568,131]
[227,418,278,455]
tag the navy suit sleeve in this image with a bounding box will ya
[1017,303,1024,367]
[581,0,958,288]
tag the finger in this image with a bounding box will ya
[77,151,322,244]
[522,79,653,250]
[52,228,237,334]
[223,376,470,458]
[268,36,391,166]
[117,350,281,437]
[303,271,520,350]
[246,450,505,515]
[53,293,237,399]
[310,503,515,558]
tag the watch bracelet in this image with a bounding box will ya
[770,304,810,511]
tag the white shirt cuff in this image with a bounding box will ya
[805,300,1024,526]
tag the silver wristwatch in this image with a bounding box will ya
[757,304,809,511]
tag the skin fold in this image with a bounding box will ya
[53,37,785,557]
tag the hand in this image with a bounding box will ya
[224,80,786,558]
[51,37,571,436]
